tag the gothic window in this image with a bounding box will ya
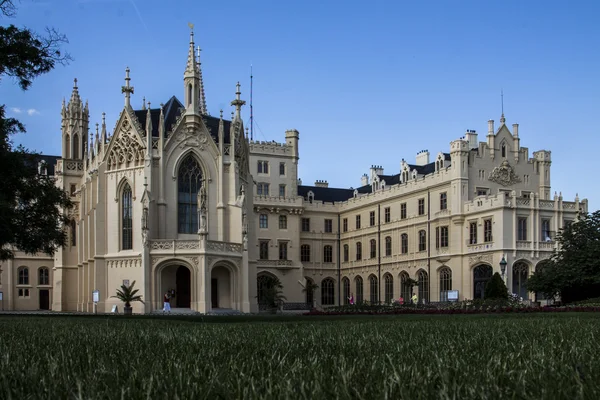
[187,84,192,107]
[355,242,362,261]
[541,219,551,241]
[418,230,426,251]
[502,143,506,158]
[439,267,452,301]
[469,222,478,244]
[18,267,29,285]
[321,278,335,305]
[279,215,287,229]
[323,245,333,263]
[355,276,363,303]
[370,239,376,258]
[73,134,79,159]
[401,234,408,254]
[300,245,311,262]
[177,155,203,234]
[257,183,270,196]
[513,262,529,300]
[400,271,411,300]
[279,162,285,176]
[257,160,269,174]
[385,236,392,256]
[473,265,493,299]
[369,275,378,304]
[343,244,349,262]
[38,267,49,285]
[259,241,269,260]
[384,274,393,304]
[418,269,429,303]
[256,274,277,307]
[65,135,71,159]
[342,277,350,305]
[121,183,133,250]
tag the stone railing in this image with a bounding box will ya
[539,200,555,209]
[516,241,532,249]
[149,240,242,253]
[206,241,243,253]
[256,259,293,267]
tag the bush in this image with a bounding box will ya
[484,272,509,300]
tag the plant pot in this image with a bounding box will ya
[124,306,133,315]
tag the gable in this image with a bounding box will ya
[104,109,146,171]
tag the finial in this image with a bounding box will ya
[144,176,148,187]
[121,66,134,107]
[102,112,106,125]
[500,89,506,124]
[231,82,246,118]
[220,109,223,119]
[73,78,78,89]
[142,97,146,110]
[147,101,151,109]
[188,22,194,38]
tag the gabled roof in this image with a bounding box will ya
[298,184,372,204]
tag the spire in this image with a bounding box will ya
[185,23,197,75]
[70,78,81,105]
[231,82,246,119]
[196,45,207,115]
[146,102,153,158]
[101,112,107,146]
[142,96,146,110]
[158,103,165,141]
[500,89,506,125]
[121,67,134,108]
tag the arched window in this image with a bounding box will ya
[72,134,79,159]
[400,271,411,301]
[323,245,333,263]
[385,236,392,256]
[178,155,203,234]
[342,277,350,304]
[343,244,349,262]
[38,267,49,285]
[300,245,311,262]
[187,84,192,107]
[257,274,278,308]
[70,219,77,246]
[355,242,362,260]
[355,276,363,303]
[304,277,315,305]
[418,269,429,303]
[65,134,71,159]
[321,278,335,305]
[18,267,29,285]
[401,234,408,254]
[370,239,376,258]
[439,267,452,301]
[513,262,529,300]
[384,274,393,303]
[418,230,427,251]
[121,183,133,250]
[502,143,506,158]
[369,275,378,304]
[473,265,493,299]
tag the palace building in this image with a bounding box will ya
[0,31,586,312]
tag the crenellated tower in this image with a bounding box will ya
[61,78,89,160]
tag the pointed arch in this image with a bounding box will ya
[321,277,335,306]
[72,133,80,159]
[354,276,363,303]
[417,269,429,303]
[399,271,411,301]
[384,273,394,303]
[439,266,452,301]
[177,154,204,233]
[341,277,350,304]
[121,182,133,250]
[64,134,71,159]
[368,274,378,304]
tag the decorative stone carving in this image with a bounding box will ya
[469,253,494,266]
[488,160,521,186]
[107,258,142,268]
[206,241,243,253]
[151,257,166,266]
[107,117,146,171]
[150,240,173,250]
[175,241,200,250]
[185,257,199,267]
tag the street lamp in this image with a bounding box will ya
[500,256,507,278]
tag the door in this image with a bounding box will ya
[175,266,191,308]
[39,289,50,310]
[211,278,218,308]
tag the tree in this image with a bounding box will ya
[527,211,600,303]
[484,272,509,300]
[112,280,144,315]
[0,0,73,261]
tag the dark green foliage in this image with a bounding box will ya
[0,1,73,260]
[528,211,600,303]
[484,272,509,300]
[259,277,287,309]
[112,280,144,308]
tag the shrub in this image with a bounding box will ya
[484,272,509,300]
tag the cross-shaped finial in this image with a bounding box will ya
[121,67,134,107]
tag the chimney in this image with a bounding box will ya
[297,178,302,186]
[465,129,478,149]
[314,179,329,188]
[369,165,384,179]
[361,173,369,186]
[415,150,430,166]
[487,120,494,136]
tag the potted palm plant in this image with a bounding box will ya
[258,277,287,314]
[112,280,144,315]
[302,281,319,309]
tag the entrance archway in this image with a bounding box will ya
[160,264,192,309]
[210,265,232,309]
[473,264,493,299]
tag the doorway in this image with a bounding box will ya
[175,266,191,308]
[39,289,50,310]
[211,278,218,308]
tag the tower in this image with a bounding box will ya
[61,78,89,160]
[183,24,206,115]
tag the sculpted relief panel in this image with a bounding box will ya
[488,160,522,187]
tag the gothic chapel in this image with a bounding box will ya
[53,29,256,313]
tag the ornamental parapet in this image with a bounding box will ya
[149,239,242,257]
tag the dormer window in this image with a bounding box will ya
[307,191,314,204]
[502,143,506,158]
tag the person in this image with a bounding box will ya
[411,292,418,305]
[399,296,404,305]
[163,291,171,313]
[348,292,354,305]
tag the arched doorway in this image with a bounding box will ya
[512,262,529,300]
[211,265,232,309]
[176,266,191,308]
[473,264,493,299]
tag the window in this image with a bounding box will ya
[400,272,411,301]
[469,222,477,244]
[343,218,348,232]
[439,267,452,301]
[356,215,361,229]
[257,160,269,174]
[18,267,29,285]
[385,236,392,256]
[369,275,378,304]
[278,241,288,260]
[440,192,447,210]
[541,219,551,241]
[38,267,49,285]
[324,219,333,233]
[343,244,349,262]
[122,183,133,249]
[18,289,30,297]
[70,219,77,246]
[484,219,493,242]
[418,198,425,215]
[477,188,488,196]
[300,244,310,262]
[355,276,364,303]
[279,162,285,176]
[323,245,333,263]
[370,211,376,226]
[370,239,377,258]
[518,217,528,240]
[400,203,407,219]
[436,226,449,248]
[257,183,270,196]
[384,207,390,223]
[501,143,506,158]
[513,262,529,300]
[259,214,268,229]
[321,278,335,305]
[384,274,393,304]
[342,278,350,305]
[301,218,310,232]
[177,156,202,234]
[418,230,427,251]
[259,241,269,260]
[279,215,287,229]
[418,270,429,303]
[356,242,362,260]
[401,234,408,254]
[70,184,76,196]
[279,184,286,198]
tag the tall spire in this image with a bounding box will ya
[231,82,246,120]
[121,67,134,108]
[185,23,197,74]
[500,89,506,124]
[196,45,207,115]
[70,78,81,105]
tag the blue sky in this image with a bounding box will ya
[3,0,599,210]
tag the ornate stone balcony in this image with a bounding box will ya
[149,240,242,255]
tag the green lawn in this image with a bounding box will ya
[0,313,598,399]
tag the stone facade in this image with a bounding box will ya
[0,32,586,312]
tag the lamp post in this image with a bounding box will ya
[500,256,507,287]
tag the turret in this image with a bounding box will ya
[61,78,89,160]
[512,123,520,162]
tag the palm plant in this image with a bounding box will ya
[112,280,144,314]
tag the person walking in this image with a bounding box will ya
[163,291,171,313]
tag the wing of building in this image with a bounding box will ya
[0,32,586,312]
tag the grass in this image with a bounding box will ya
[0,313,598,399]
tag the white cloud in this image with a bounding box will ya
[10,107,22,114]
[27,109,40,116]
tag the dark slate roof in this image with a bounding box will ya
[133,96,232,144]
[298,184,372,204]
[37,155,60,176]
[378,174,401,185]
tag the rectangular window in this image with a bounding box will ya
[484,219,493,242]
[469,222,477,244]
[418,231,427,251]
[401,234,408,254]
[279,241,288,260]
[435,226,449,248]
[324,219,333,233]
[343,245,349,262]
[259,214,268,229]
[279,162,285,176]
[279,184,286,198]
[70,184,76,196]
[400,203,407,219]
[257,160,269,174]
[476,188,489,197]
[356,243,362,260]
[300,245,310,262]
[370,211,376,226]
[541,219,551,241]
[385,237,392,256]
[518,217,528,240]
[384,207,390,223]
[370,240,376,258]
[259,241,269,260]
[257,183,270,196]
[323,246,333,263]
[279,215,287,229]
[418,199,425,215]
[301,218,310,232]
[356,215,361,229]
[440,192,447,210]
[343,218,348,232]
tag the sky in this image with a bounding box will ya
[2,0,599,211]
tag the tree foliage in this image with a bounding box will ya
[0,0,73,260]
[484,272,509,300]
[527,210,600,303]
[112,280,144,308]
